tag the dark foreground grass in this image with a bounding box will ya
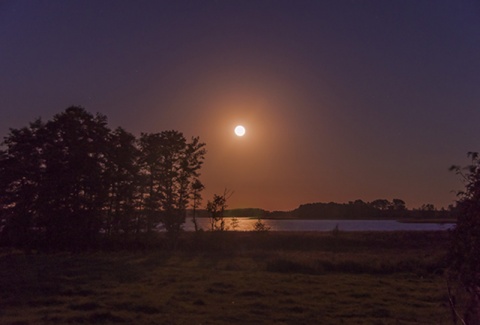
[0,231,453,324]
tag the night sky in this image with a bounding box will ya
[1,1,480,211]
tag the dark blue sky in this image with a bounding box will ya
[1,0,480,210]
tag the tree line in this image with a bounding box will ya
[448,152,480,323]
[0,107,206,250]
[265,199,452,220]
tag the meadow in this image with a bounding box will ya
[0,231,455,324]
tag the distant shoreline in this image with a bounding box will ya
[192,202,455,223]
[194,215,456,224]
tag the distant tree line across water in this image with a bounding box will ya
[192,199,456,221]
[263,199,454,220]
[193,200,453,220]
[0,107,206,250]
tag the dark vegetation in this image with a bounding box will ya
[447,152,480,323]
[265,199,454,220]
[205,189,231,231]
[193,200,454,221]
[0,231,456,324]
[0,107,206,251]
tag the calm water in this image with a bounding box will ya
[183,218,455,232]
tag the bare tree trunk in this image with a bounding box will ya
[192,204,198,232]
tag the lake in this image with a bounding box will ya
[183,218,455,232]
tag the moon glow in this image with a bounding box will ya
[234,125,246,137]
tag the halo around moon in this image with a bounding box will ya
[234,125,246,137]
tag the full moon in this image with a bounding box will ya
[234,125,246,137]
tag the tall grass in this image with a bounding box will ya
[0,231,453,324]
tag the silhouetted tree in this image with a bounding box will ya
[419,203,436,219]
[138,133,161,233]
[370,199,391,211]
[253,218,270,232]
[0,107,206,250]
[190,179,204,232]
[139,131,206,239]
[0,107,112,250]
[104,127,140,238]
[0,119,45,248]
[349,199,370,219]
[392,199,406,211]
[206,190,231,231]
[39,107,111,250]
[448,152,480,324]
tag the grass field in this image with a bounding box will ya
[0,231,455,324]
